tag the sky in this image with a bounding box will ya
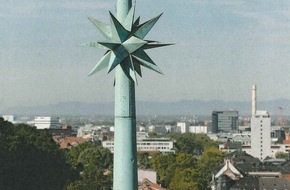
[1,0,290,111]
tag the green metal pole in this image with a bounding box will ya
[86,1,170,189]
[114,1,137,190]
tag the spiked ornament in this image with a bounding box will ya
[85,5,171,83]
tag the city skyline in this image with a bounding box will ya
[1,0,290,111]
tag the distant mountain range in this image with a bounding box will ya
[2,99,290,116]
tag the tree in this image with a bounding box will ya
[169,168,198,190]
[169,153,198,190]
[174,133,218,155]
[77,146,113,171]
[275,151,289,159]
[175,133,196,154]
[69,141,94,167]
[67,146,113,190]
[194,134,218,153]
[151,153,176,188]
[175,153,197,169]
[196,147,227,189]
[0,123,76,190]
[138,152,151,169]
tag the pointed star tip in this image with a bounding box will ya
[157,70,164,75]
[88,17,96,22]
[107,68,113,74]
[157,13,163,18]
[79,42,89,47]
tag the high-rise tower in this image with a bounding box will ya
[251,110,271,160]
[212,111,239,133]
[252,84,257,118]
[250,85,271,160]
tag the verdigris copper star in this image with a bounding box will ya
[85,5,171,83]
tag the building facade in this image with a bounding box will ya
[34,116,61,129]
[103,137,174,153]
[251,110,271,160]
[2,115,15,123]
[212,111,239,133]
[189,126,207,134]
[177,122,188,133]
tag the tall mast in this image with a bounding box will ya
[85,0,171,188]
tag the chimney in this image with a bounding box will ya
[252,85,257,117]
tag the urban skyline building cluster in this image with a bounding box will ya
[2,85,290,162]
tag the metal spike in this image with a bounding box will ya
[98,42,119,50]
[132,50,163,74]
[129,56,138,84]
[88,17,112,39]
[122,4,135,31]
[109,12,129,42]
[143,42,174,50]
[107,46,129,73]
[133,61,142,77]
[80,42,109,50]
[133,16,140,28]
[134,13,163,39]
[88,51,111,76]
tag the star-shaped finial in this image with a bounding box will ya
[85,5,172,83]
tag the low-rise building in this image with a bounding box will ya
[177,122,188,133]
[102,137,174,153]
[34,116,61,129]
[189,126,207,134]
[2,115,15,123]
[211,151,290,190]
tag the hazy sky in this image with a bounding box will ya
[1,0,290,111]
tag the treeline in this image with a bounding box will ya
[0,118,113,190]
[138,133,227,190]
[0,118,227,190]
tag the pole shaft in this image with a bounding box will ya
[113,0,137,190]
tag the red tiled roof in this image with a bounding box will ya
[138,178,167,190]
[53,136,88,149]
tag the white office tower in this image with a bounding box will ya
[34,116,61,129]
[2,115,15,123]
[251,110,271,161]
[177,122,188,133]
